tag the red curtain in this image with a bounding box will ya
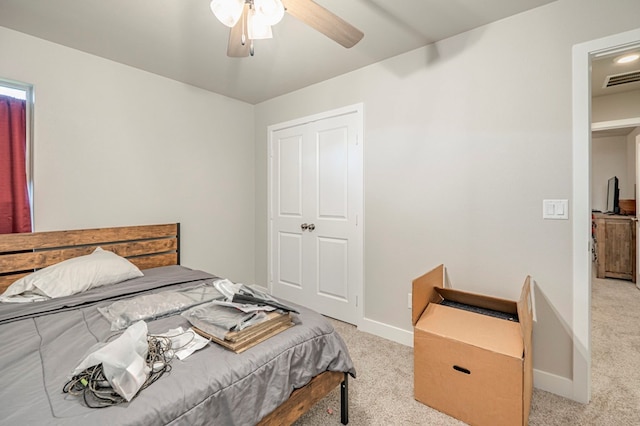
[0,94,31,233]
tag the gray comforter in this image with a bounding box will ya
[0,266,356,425]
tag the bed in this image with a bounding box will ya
[0,223,355,425]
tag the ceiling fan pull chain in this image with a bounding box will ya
[250,40,255,56]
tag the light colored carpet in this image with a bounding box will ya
[295,276,640,425]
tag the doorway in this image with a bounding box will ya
[267,104,364,326]
[572,28,640,404]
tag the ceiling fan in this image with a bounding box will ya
[210,0,364,57]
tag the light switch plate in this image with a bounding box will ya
[543,199,569,220]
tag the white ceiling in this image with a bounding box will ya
[0,0,559,104]
[591,45,640,97]
[591,44,640,137]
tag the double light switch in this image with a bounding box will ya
[543,199,569,220]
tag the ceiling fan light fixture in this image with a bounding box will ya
[248,7,273,40]
[253,0,285,26]
[210,0,245,27]
[224,0,364,58]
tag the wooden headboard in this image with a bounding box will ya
[0,223,180,293]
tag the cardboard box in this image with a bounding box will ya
[412,264,533,426]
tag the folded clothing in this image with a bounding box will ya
[182,302,269,340]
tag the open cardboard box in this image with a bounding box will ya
[412,264,533,426]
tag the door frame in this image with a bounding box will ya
[572,28,640,404]
[267,103,364,326]
[636,135,640,290]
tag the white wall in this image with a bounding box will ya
[0,27,256,284]
[2,0,639,402]
[631,127,640,200]
[627,132,637,199]
[591,135,629,211]
[591,91,640,210]
[592,89,640,122]
[254,0,640,391]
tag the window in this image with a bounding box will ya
[0,79,34,233]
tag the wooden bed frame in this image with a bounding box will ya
[0,223,349,425]
[0,223,180,293]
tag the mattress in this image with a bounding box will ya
[0,265,356,425]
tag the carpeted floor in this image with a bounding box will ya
[295,275,640,425]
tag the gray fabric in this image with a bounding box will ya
[0,266,356,426]
[0,266,217,325]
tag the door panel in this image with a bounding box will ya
[270,108,362,325]
[277,232,302,288]
[277,134,303,217]
[318,126,349,219]
[317,236,348,301]
[272,126,307,301]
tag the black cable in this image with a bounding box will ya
[63,334,175,408]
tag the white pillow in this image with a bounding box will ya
[0,247,143,300]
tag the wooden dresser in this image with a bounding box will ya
[593,213,636,282]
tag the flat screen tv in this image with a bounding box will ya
[606,176,619,214]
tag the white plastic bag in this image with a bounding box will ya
[98,284,223,331]
[155,327,210,360]
[71,321,150,401]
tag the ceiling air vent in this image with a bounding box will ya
[603,70,640,88]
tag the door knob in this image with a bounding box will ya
[308,224,315,231]
[301,223,309,231]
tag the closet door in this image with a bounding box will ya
[270,109,362,325]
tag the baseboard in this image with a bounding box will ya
[359,318,576,401]
[259,285,414,347]
[357,317,414,347]
[261,283,574,401]
[252,284,270,294]
[533,369,574,400]
[259,291,576,402]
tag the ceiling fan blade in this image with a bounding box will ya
[227,4,250,57]
[283,0,363,48]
